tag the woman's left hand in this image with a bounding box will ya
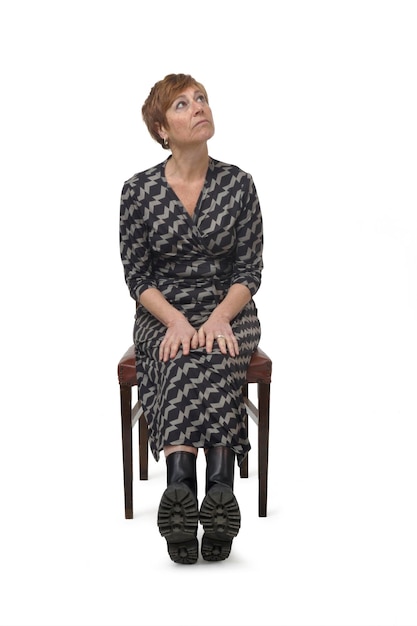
[197,321,239,357]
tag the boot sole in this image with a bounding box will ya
[199,485,241,562]
[157,483,199,564]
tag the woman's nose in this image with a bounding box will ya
[193,101,204,114]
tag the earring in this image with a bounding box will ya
[163,137,169,148]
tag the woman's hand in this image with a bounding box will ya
[195,284,250,357]
[197,317,239,357]
[159,318,199,362]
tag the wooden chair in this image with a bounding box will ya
[118,345,272,518]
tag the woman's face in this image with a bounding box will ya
[161,86,215,148]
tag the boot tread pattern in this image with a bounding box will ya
[157,483,199,565]
[199,485,241,562]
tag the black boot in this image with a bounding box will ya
[199,446,241,562]
[157,451,199,564]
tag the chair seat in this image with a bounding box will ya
[117,345,136,386]
[118,344,272,386]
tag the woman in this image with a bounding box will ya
[119,73,263,564]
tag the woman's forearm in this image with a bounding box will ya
[140,283,251,329]
[209,283,252,324]
[139,287,186,327]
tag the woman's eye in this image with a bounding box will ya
[197,95,206,103]
[176,100,187,109]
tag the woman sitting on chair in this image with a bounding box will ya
[119,73,263,564]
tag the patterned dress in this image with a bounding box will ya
[119,157,263,465]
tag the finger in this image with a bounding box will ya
[161,344,171,362]
[159,339,176,362]
[159,339,166,361]
[191,332,199,350]
[198,327,206,348]
[169,342,181,360]
[182,338,191,355]
[216,334,239,357]
[215,334,227,354]
[228,335,239,357]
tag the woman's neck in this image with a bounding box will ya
[166,147,209,183]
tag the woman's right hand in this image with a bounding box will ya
[159,318,199,362]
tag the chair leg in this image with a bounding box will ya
[258,381,270,517]
[240,387,249,479]
[139,407,148,480]
[120,385,133,519]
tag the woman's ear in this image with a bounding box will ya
[156,123,167,142]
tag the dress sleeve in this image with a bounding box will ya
[119,177,157,302]
[231,173,264,296]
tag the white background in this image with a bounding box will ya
[1,1,417,625]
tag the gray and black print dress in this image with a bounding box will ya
[120,157,263,465]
